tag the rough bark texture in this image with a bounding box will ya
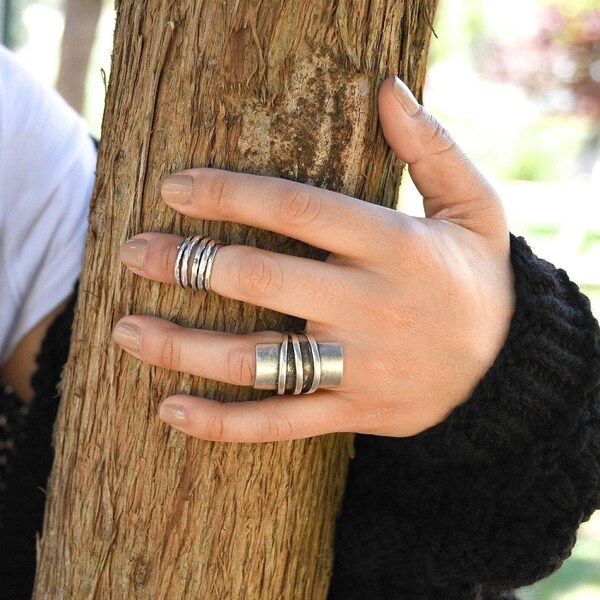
[35,1,437,598]
[56,0,103,113]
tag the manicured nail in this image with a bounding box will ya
[112,322,141,353]
[120,237,148,269]
[392,76,420,116]
[161,174,193,204]
[159,403,187,427]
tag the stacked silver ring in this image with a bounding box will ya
[174,235,224,292]
[254,331,343,395]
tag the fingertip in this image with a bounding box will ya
[387,76,421,116]
[378,75,421,113]
[160,395,232,441]
[120,232,184,284]
[378,75,397,98]
[377,76,398,121]
[159,399,189,429]
[161,173,194,205]
[112,319,141,354]
[120,235,149,271]
[377,76,424,165]
[113,314,132,329]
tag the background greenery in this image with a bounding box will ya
[426,4,600,596]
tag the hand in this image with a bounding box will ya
[113,76,515,442]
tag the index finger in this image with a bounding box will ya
[161,169,407,260]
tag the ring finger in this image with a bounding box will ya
[113,316,282,385]
[114,316,351,392]
[120,233,361,323]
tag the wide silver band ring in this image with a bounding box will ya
[174,235,224,292]
[254,331,343,395]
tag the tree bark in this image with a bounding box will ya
[35,1,438,598]
[56,0,103,113]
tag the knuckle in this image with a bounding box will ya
[226,346,255,386]
[362,403,398,431]
[260,414,293,441]
[381,298,422,332]
[159,336,181,371]
[367,344,411,387]
[395,220,434,272]
[279,185,322,228]
[207,173,235,215]
[204,413,226,441]
[165,241,180,278]
[236,251,283,297]
[422,113,456,157]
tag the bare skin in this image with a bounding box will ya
[1,301,68,404]
[2,78,515,432]
[113,77,516,442]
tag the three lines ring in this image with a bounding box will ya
[254,332,343,395]
[174,235,223,292]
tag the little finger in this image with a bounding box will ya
[157,392,354,442]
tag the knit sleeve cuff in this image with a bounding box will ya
[399,234,600,465]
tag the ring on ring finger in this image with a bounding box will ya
[254,331,343,395]
[113,319,343,394]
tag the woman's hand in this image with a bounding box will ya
[113,76,515,442]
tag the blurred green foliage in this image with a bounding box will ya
[429,0,598,182]
[544,0,600,19]
[500,117,586,181]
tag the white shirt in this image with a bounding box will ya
[0,46,96,366]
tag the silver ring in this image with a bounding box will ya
[174,235,223,292]
[203,241,222,292]
[290,332,303,395]
[174,237,192,287]
[277,332,289,395]
[190,237,212,291]
[303,332,322,394]
[181,235,202,288]
[254,331,343,395]
[197,239,222,292]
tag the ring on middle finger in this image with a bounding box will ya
[174,235,224,292]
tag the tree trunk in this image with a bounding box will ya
[35,1,438,598]
[56,0,103,113]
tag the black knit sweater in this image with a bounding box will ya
[1,235,599,599]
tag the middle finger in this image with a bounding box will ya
[120,233,359,324]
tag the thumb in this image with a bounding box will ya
[378,76,506,239]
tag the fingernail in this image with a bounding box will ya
[120,237,148,269]
[112,322,141,353]
[161,174,193,204]
[159,403,187,427]
[392,76,420,116]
